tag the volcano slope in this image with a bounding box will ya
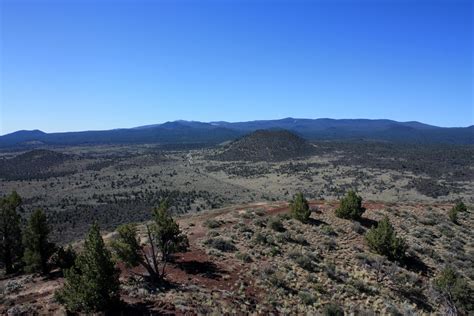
[215,129,316,162]
[1,199,473,315]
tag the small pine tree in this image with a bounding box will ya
[365,216,407,261]
[111,224,142,267]
[23,209,55,274]
[152,200,189,265]
[448,207,458,223]
[448,201,467,224]
[452,201,467,213]
[335,190,366,220]
[0,191,24,274]
[111,201,189,282]
[56,223,120,313]
[434,266,473,315]
[290,193,311,223]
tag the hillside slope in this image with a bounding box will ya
[2,200,472,314]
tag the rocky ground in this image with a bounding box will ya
[1,199,472,315]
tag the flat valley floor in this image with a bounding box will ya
[0,142,472,243]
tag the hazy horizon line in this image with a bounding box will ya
[2,116,473,136]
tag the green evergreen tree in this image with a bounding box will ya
[152,200,189,265]
[452,201,467,213]
[448,201,467,224]
[111,200,189,282]
[56,223,120,313]
[434,266,473,315]
[23,209,55,274]
[365,216,407,261]
[0,191,24,274]
[290,193,311,223]
[448,207,458,223]
[111,223,142,268]
[335,190,366,220]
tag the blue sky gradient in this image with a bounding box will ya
[0,0,472,134]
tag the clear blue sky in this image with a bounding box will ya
[0,0,472,134]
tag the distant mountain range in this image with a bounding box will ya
[1,118,472,148]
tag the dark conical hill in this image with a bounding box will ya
[215,129,315,162]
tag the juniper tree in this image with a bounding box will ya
[365,216,407,262]
[434,266,473,315]
[335,190,366,220]
[448,207,458,224]
[111,201,189,283]
[290,193,311,223]
[0,191,24,274]
[452,201,467,213]
[23,209,55,274]
[448,201,467,224]
[56,223,120,313]
[152,201,189,265]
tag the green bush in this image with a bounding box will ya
[268,271,287,289]
[350,279,378,295]
[335,190,365,220]
[276,231,292,243]
[293,234,308,246]
[269,246,281,257]
[448,207,458,223]
[365,216,407,261]
[321,224,336,236]
[253,217,267,228]
[448,201,466,224]
[323,303,344,316]
[207,230,220,237]
[204,219,223,229]
[204,237,236,252]
[299,291,316,305]
[434,266,473,314]
[325,262,338,280]
[452,201,467,213]
[254,232,269,245]
[235,252,252,263]
[294,253,315,272]
[268,217,285,232]
[290,193,311,223]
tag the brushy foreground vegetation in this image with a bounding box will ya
[1,191,473,315]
